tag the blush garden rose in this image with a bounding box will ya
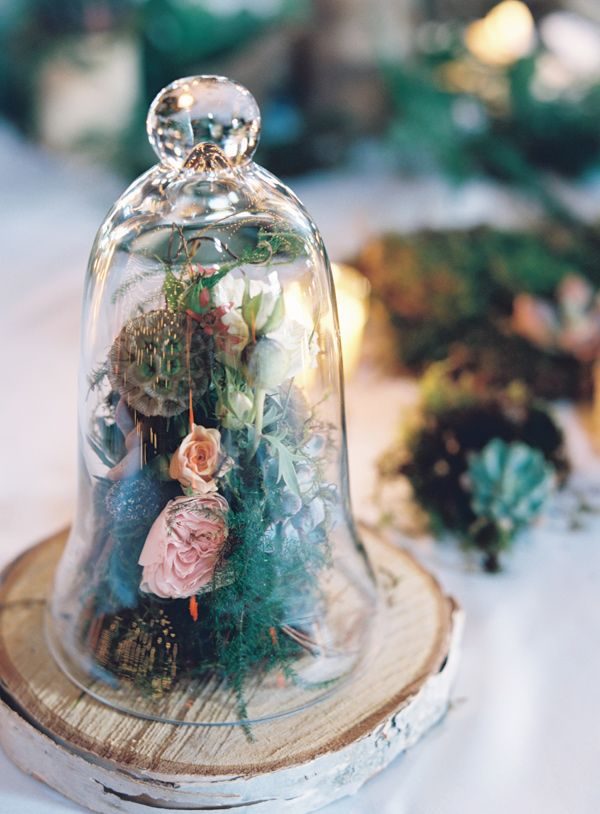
[139,493,229,599]
[169,424,231,494]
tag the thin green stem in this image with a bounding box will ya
[250,388,266,457]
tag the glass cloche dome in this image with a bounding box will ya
[47,75,376,726]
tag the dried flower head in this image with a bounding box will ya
[108,310,210,417]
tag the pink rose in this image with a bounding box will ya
[558,274,593,313]
[169,424,231,494]
[512,294,558,349]
[512,284,600,362]
[139,493,229,599]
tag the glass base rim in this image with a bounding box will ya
[44,602,377,728]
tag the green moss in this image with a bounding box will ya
[356,225,600,398]
[383,367,569,571]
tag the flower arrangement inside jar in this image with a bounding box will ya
[47,76,374,725]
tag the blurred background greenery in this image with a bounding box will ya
[3,0,600,190]
[4,0,600,568]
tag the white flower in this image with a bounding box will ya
[212,274,242,307]
[250,272,283,333]
[213,272,284,328]
[211,270,319,383]
[217,390,254,429]
[270,319,319,380]
[245,338,291,390]
[220,308,250,351]
[212,272,284,360]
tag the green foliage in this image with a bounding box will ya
[113,227,307,322]
[385,60,474,179]
[259,229,306,260]
[383,368,569,571]
[242,287,265,327]
[202,484,307,716]
[88,363,110,393]
[164,434,329,719]
[263,432,302,497]
[110,266,167,305]
[87,219,334,721]
[218,227,307,273]
[163,268,186,310]
[103,533,146,611]
[383,35,600,209]
[110,225,306,316]
[356,225,600,398]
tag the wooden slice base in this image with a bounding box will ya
[0,527,462,814]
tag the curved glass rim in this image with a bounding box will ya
[44,593,378,727]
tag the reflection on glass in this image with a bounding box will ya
[46,75,376,726]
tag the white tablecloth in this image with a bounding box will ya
[1,125,600,814]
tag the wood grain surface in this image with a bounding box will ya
[0,526,462,814]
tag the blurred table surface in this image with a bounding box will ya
[1,123,600,814]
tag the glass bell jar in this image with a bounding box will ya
[47,75,377,726]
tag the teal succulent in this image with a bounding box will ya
[467,439,555,570]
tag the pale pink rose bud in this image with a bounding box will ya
[169,424,225,494]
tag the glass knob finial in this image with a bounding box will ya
[147,75,261,169]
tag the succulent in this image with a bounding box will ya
[465,438,555,570]
[386,367,569,571]
[512,274,600,363]
[399,401,567,536]
[108,310,211,417]
[468,439,555,532]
